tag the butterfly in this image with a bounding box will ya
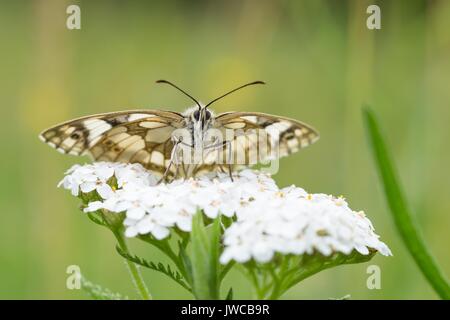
[39,80,319,182]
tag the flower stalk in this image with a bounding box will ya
[113,228,152,300]
[98,209,152,300]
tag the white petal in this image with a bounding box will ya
[127,207,146,220]
[252,243,274,263]
[84,201,104,212]
[95,166,115,180]
[152,225,170,240]
[203,205,219,219]
[354,244,370,255]
[176,217,192,232]
[137,218,154,234]
[96,184,114,199]
[80,182,96,193]
[125,226,138,238]
[71,183,80,196]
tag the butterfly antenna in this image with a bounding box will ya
[156,80,202,110]
[204,81,265,109]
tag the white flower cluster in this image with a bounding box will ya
[220,191,392,264]
[59,162,391,263]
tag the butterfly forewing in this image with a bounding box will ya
[39,110,185,177]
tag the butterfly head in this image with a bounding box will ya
[192,106,213,128]
[183,105,215,136]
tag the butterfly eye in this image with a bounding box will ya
[193,110,200,121]
[205,110,211,120]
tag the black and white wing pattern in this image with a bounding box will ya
[193,112,319,176]
[39,110,185,177]
[216,111,319,156]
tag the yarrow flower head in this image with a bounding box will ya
[220,191,392,264]
[59,162,391,264]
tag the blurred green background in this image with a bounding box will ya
[1,0,449,299]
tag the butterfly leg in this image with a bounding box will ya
[219,140,234,181]
[225,140,234,181]
[170,142,182,182]
[227,163,234,182]
[158,135,195,184]
[157,139,182,185]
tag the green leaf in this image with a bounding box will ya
[178,240,193,286]
[86,211,107,227]
[363,107,450,299]
[225,287,233,300]
[209,217,221,293]
[81,276,128,300]
[280,250,375,297]
[189,212,221,299]
[116,246,191,292]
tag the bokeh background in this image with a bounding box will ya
[1,0,449,299]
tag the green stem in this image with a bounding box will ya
[268,256,291,300]
[268,270,281,300]
[364,107,450,299]
[113,230,152,300]
[246,266,264,299]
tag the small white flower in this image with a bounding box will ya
[124,215,170,240]
[58,162,116,199]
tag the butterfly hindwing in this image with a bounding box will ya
[214,111,319,162]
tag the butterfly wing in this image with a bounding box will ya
[39,110,185,176]
[192,111,319,176]
[216,111,319,156]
